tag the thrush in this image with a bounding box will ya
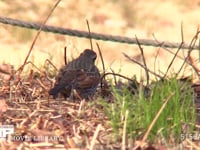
[49,49,100,99]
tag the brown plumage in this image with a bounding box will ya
[49,49,100,99]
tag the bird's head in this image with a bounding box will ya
[80,49,97,62]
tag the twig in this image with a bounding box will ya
[110,68,117,86]
[86,20,93,50]
[135,35,150,86]
[153,48,161,80]
[96,43,105,73]
[177,28,200,77]
[153,32,188,78]
[123,53,162,79]
[163,24,184,78]
[25,61,42,72]
[101,72,136,84]
[89,124,102,150]
[44,59,58,71]
[152,33,185,60]
[181,22,184,44]
[188,28,200,79]
[16,0,62,75]
[64,46,67,65]
[100,71,139,95]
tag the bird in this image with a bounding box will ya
[49,49,100,99]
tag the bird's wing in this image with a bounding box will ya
[75,71,100,89]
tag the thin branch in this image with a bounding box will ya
[152,33,185,60]
[16,0,62,75]
[86,20,93,50]
[89,124,102,150]
[25,61,42,72]
[181,22,184,44]
[177,28,200,77]
[64,46,67,65]
[44,59,58,71]
[188,28,200,79]
[110,68,117,86]
[163,42,183,78]
[163,23,184,78]
[135,35,149,86]
[123,53,162,79]
[96,43,105,73]
[153,48,161,80]
[101,72,136,85]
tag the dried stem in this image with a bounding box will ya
[153,48,161,80]
[123,53,162,79]
[163,24,184,78]
[135,35,150,86]
[96,43,105,74]
[44,59,58,71]
[86,20,93,50]
[64,46,67,65]
[101,72,135,84]
[178,27,200,78]
[16,0,62,75]
[110,68,117,86]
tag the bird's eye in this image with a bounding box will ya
[92,55,97,61]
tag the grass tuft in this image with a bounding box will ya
[100,76,196,144]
